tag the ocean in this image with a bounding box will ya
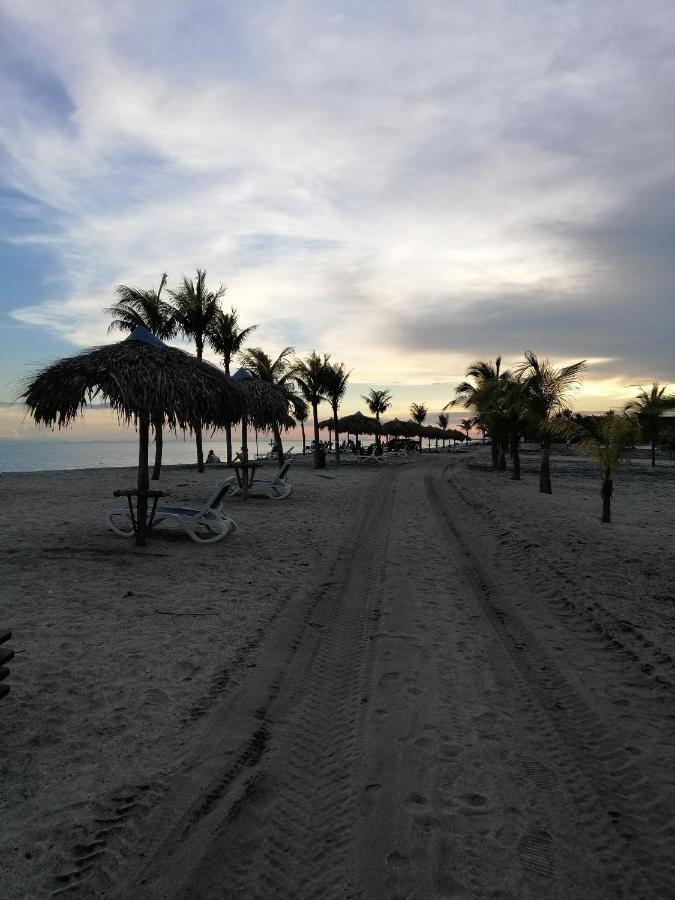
[0,438,302,473]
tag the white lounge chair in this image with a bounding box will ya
[108,482,237,544]
[223,460,293,500]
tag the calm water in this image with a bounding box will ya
[0,438,301,473]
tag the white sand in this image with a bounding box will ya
[2,449,674,897]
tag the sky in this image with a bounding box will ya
[1,0,674,439]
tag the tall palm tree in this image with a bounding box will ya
[326,362,351,463]
[515,351,586,493]
[555,414,641,522]
[625,383,675,467]
[239,346,299,467]
[449,357,512,469]
[169,270,225,471]
[295,398,310,455]
[293,352,331,468]
[410,403,428,427]
[502,377,531,481]
[104,272,175,480]
[362,389,392,447]
[460,418,473,442]
[208,307,258,463]
[409,403,428,453]
[437,412,449,448]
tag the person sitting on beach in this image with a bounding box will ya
[206,449,221,464]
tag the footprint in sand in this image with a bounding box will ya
[460,792,489,809]
[359,782,383,817]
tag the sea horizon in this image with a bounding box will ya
[0,437,302,473]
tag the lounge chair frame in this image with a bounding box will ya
[222,460,293,500]
[108,482,237,544]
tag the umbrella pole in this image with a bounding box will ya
[137,411,150,547]
[241,419,249,501]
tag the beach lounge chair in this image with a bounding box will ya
[108,482,237,544]
[223,460,293,500]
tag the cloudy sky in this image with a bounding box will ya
[1,0,674,426]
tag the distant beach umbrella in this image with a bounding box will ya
[22,326,245,546]
[381,418,416,438]
[337,411,380,437]
[232,367,289,499]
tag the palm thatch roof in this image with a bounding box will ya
[420,425,442,438]
[337,411,380,434]
[23,329,244,432]
[446,428,467,441]
[317,418,334,430]
[23,328,250,547]
[237,378,290,430]
[381,418,418,437]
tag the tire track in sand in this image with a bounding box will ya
[128,468,399,899]
[425,468,675,898]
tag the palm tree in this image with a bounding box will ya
[502,377,531,481]
[460,418,473,443]
[169,270,225,471]
[326,362,351,463]
[239,346,299,467]
[295,398,310,455]
[555,414,641,522]
[293,352,331,468]
[410,403,428,426]
[208,307,258,463]
[437,412,449,448]
[515,351,586,493]
[104,273,175,480]
[362,389,392,447]
[625,383,675,467]
[449,357,512,469]
[410,403,428,452]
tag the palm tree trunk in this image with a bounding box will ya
[301,422,306,454]
[136,411,150,547]
[491,437,499,467]
[333,402,341,463]
[498,440,507,471]
[151,413,163,481]
[601,468,613,522]
[510,431,521,480]
[195,340,205,472]
[272,423,285,468]
[539,434,552,494]
[312,401,323,468]
[195,426,204,473]
[224,361,233,463]
[651,438,656,467]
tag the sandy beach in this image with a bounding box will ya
[2,448,674,898]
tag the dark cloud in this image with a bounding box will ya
[388,171,675,381]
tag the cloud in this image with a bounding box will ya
[0,0,674,406]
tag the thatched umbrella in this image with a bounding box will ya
[381,417,416,438]
[337,411,380,448]
[232,368,289,499]
[23,326,245,546]
[420,425,441,449]
[447,428,467,444]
